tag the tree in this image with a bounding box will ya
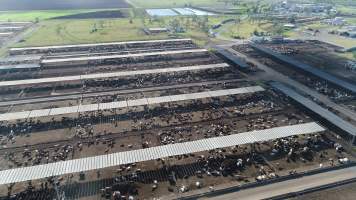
[169,18,182,33]
[184,17,191,29]
[272,24,285,36]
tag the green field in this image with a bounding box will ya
[128,0,223,8]
[219,20,273,39]
[0,3,271,48]
[0,9,122,21]
[345,17,356,25]
[285,21,356,49]
[14,15,233,47]
[14,19,168,47]
[336,5,356,15]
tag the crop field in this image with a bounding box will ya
[0,10,124,21]
[0,0,130,11]
[0,9,130,22]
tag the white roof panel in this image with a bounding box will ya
[127,98,148,107]
[0,122,324,185]
[41,49,207,64]
[208,90,230,97]
[169,94,188,102]
[11,39,192,51]
[0,64,228,87]
[49,106,78,116]
[28,109,51,118]
[0,86,265,121]
[184,91,211,99]
[99,101,128,110]
[0,111,30,121]
[78,104,99,112]
[147,96,172,104]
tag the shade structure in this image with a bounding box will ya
[41,49,208,66]
[10,39,192,53]
[0,122,325,185]
[251,43,356,93]
[0,86,265,122]
[271,81,356,137]
[0,63,229,87]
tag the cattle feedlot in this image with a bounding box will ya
[0,1,356,200]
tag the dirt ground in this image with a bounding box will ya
[0,88,350,199]
[0,40,354,200]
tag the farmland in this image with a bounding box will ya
[0,37,352,199]
[0,10,124,21]
[219,20,273,40]
[0,1,356,199]
[0,0,130,11]
[14,19,168,47]
[13,15,235,47]
[127,0,223,8]
[285,21,356,49]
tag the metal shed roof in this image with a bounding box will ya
[271,81,356,137]
[0,111,31,121]
[0,64,40,71]
[77,104,99,113]
[0,63,228,87]
[0,122,325,185]
[41,49,208,64]
[214,46,249,68]
[147,96,172,104]
[0,86,265,122]
[49,106,79,116]
[251,43,356,93]
[10,39,192,51]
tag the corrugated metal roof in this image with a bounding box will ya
[41,49,207,65]
[0,64,40,70]
[0,32,13,36]
[215,46,249,68]
[271,81,356,137]
[49,106,79,116]
[0,26,23,30]
[28,109,51,118]
[10,39,192,51]
[0,63,228,87]
[0,122,325,185]
[0,111,31,121]
[77,104,98,112]
[251,43,356,93]
[0,86,265,122]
